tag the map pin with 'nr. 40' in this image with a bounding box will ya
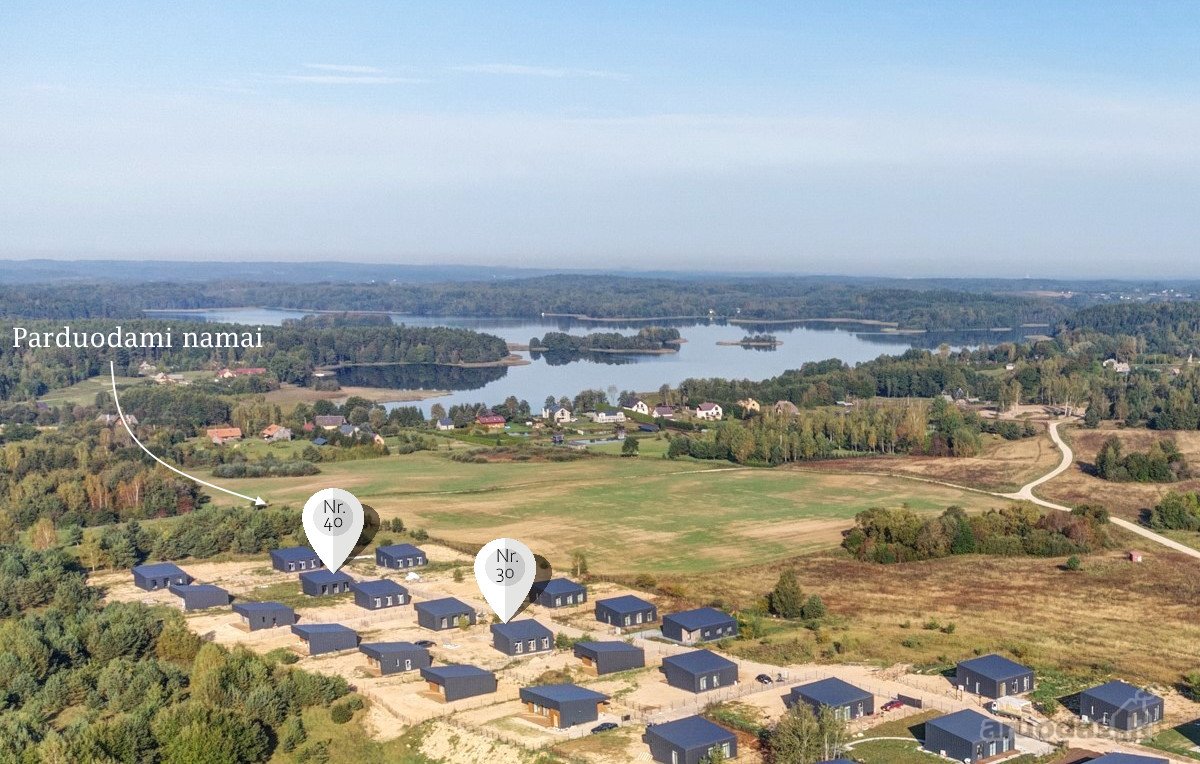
[475,537,536,623]
[302,488,364,572]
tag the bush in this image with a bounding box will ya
[330,702,354,724]
[1065,555,1082,571]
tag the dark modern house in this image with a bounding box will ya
[270,546,323,573]
[420,665,497,702]
[660,649,739,693]
[595,594,657,629]
[359,642,431,676]
[132,562,192,591]
[291,624,359,656]
[415,597,476,630]
[574,641,646,675]
[350,579,409,610]
[168,583,230,611]
[1079,680,1165,730]
[518,684,609,729]
[299,569,354,597]
[1087,755,1168,764]
[956,654,1036,698]
[661,608,738,644]
[530,577,587,608]
[924,709,1016,763]
[643,715,737,764]
[490,619,553,656]
[375,543,427,570]
[232,601,295,631]
[789,677,875,720]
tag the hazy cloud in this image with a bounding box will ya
[303,64,385,74]
[453,63,627,80]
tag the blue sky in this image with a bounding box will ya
[1,2,1198,276]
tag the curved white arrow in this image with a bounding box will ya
[109,361,267,507]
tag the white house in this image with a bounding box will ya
[542,404,573,424]
[435,417,455,431]
[1103,358,1131,374]
[588,410,626,424]
[694,402,723,420]
[626,399,650,416]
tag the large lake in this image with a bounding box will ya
[149,309,1032,413]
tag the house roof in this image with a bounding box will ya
[291,623,356,639]
[377,543,425,557]
[1082,680,1162,710]
[490,619,552,640]
[272,546,318,562]
[926,709,1010,743]
[519,684,609,706]
[437,417,454,426]
[596,594,654,614]
[206,427,242,438]
[663,607,733,631]
[132,562,187,578]
[534,577,585,596]
[574,641,641,657]
[662,649,736,675]
[351,579,407,597]
[299,569,354,584]
[312,437,328,445]
[414,597,473,617]
[645,715,734,749]
[359,641,427,660]
[168,584,227,598]
[1087,755,1169,764]
[697,402,719,410]
[420,664,493,683]
[547,404,569,413]
[337,424,357,436]
[261,424,286,436]
[791,677,872,707]
[476,414,506,423]
[958,654,1033,682]
[232,601,292,615]
[314,415,346,426]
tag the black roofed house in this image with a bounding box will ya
[491,619,553,657]
[299,569,354,597]
[132,562,192,591]
[661,607,737,643]
[232,601,295,631]
[518,684,609,729]
[643,715,737,764]
[270,546,323,573]
[291,624,359,656]
[420,665,497,702]
[574,641,645,676]
[415,597,476,630]
[956,654,1035,699]
[924,709,1015,763]
[531,577,587,608]
[789,677,874,720]
[1087,755,1169,764]
[359,642,431,676]
[1079,680,1164,730]
[375,543,427,569]
[661,649,739,694]
[595,594,657,629]
[350,579,409,610]
[169,583,230,611]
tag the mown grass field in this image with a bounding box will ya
[1146,721,1200,761]
[201,450,1002,574]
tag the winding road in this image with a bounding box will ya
[1000,420,1200,560]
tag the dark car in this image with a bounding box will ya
[414,639,436,648]
[591,722,618,734]
[755,674,773,685]
[882,699,904,712]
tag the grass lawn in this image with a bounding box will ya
[1146,721,1200,761]
[38,375,144,406]
[847,739,942,764]
[586,436,671,457]
[202,451,1000,574]
[267,704,436,764]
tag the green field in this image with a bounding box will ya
[1147,721,1200,761]
[203,450,1005,574]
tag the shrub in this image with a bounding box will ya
[330,702,354,724]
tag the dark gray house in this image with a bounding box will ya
[661,649,739,693]
[924,709,1016,763]
[574,641,645,675]
[168,583,230,611]
[490,619,553,656]
[375,543,427,569]
[956,654,1036,698]
[350,579,409,610]
[291,624,359,656]
[661,608,738,644]
[132,562,192,591]
[518,684,609,729]
[299,569,354,596]
[643,715,737,764]
[232,601,295,631]
[595,594,657,628]
[415,597,476,630]
[359,642,431,676]
[1079,680,1164,731]
[270,546,323,573]
[1087,755,1168,764]
[420,665,497,702]
[789,677,874,720]
[531,578,587,608]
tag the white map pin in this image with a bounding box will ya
[302,488,365,572]
[474,537,536,623]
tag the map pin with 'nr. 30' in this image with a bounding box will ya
[475,537,536,623]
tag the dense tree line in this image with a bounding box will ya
[842,503,1112,564]
[1149,491,1200,532]
[530,326,681,353]
[1094,436,1189,482]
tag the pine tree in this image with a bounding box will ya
[768,569,805,618]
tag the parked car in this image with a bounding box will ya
[881,699,905,712]
[414,639,436,648]
[591,722,618,734]
[755,674,774,685]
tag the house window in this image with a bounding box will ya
[700,676,708,690]
[288,562,296,571]
[670,752,679,764]
[404,659,412,670]
[555,597,562,606]
[527,639,536,651]
[712,673,721,687]
[541,637,550,650]
[635,612,643,624]
[515,642,523,654]
[440,617,448,628]
[623,615,631,626]
[374,597,381,607]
